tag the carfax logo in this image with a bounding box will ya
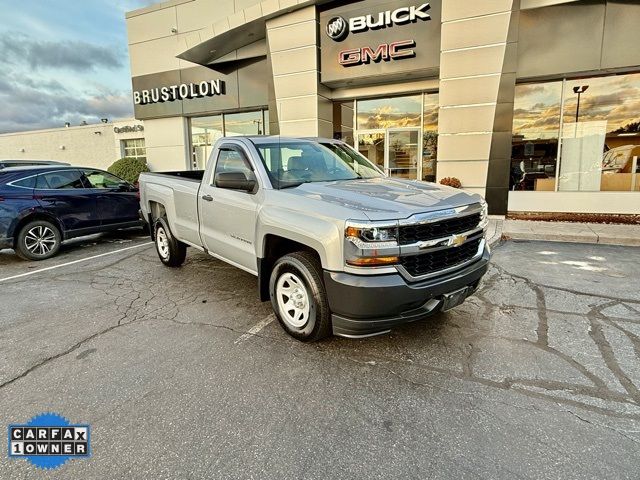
[8,412,91,470]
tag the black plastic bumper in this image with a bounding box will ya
[324,246,490,337]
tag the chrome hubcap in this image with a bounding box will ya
[156,227,169,259]
[276,272,310,328]
[24,226,57,255]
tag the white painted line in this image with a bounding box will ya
[0,242,153,283]
[235,315,275,344]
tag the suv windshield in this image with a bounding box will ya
[256,141,383,189]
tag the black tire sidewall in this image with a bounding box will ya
[154,217,186,267]
[16,220,61,260]
[269,256,322,340]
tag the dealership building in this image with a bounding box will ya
[126,0,640,214]
[0,119,146,171]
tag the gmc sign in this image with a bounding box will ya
[338,40,416,66]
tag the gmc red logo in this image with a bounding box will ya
[338,40,416,67]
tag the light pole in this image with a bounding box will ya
[572,85,589,123]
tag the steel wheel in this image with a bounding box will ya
[24,225,57,255]
[156,226,170,259]
[275,272,310,328]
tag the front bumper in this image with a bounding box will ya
[324,246,490,337]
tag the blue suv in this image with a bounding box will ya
[0,165,142,260]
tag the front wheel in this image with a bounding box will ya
[269,251,332,342]
[154,218,187,267]
[15,220,62,260]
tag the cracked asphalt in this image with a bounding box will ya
[1,232,639,479]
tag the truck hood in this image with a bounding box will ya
[281,177,481,221]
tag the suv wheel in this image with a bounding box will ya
[269,251,332,342]
[16,220,62,261]
[154,217,187,267]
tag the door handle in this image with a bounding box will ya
[201,194,213,202]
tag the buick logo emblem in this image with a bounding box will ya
[326,16,348,41]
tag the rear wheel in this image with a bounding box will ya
[269,251,332,342]
[16,220,62,261]
[154,217,186,267]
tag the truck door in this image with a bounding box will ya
[197,144,259,274]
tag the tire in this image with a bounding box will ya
[15,219,62,261]
[269,251,332,342]
[154,217,187,267]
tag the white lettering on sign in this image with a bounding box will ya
[326,3,431,41]
[133,80,226,105]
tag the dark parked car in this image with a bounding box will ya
[0,159,70,169]
[0,166,142,260]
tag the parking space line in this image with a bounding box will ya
[0,242,153,283]
[234,315,275,344]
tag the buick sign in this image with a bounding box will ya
[326,16,348,41]
[326,3,431,42]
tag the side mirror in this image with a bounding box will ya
[215,171,257,192]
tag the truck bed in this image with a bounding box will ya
[142,170,204,181]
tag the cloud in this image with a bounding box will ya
[0,70,133,133]
[0,32,122,72]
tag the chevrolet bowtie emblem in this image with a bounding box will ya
[450,234,467,247]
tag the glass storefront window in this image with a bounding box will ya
[357,95,421,130]
[560,73,640,192]
[225,111,266,136]
[511,82,562,191]
[190,110,268,169]
[357,133,385,171]
[191,115,223,170]
[512,72,640,193]
[351,93,439,181]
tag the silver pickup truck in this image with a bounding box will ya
[139,136,490,341]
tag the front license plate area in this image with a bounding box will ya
[441,287,469,311]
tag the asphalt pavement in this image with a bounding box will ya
[1,233,639,479]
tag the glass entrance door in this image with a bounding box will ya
[358,129,421,179]
[388,129,420,179]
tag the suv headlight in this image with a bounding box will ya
[344,221,399,267]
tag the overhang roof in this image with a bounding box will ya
[176,0,335,67]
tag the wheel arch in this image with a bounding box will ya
[12,211,64,247]
[258,234,322,302]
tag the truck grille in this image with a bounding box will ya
[399,238,482,277]
[398,213,481,245]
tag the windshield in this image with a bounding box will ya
[256,141,383,189]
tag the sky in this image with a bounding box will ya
[0,0,151,133]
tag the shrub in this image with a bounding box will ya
[108,157,149,184]
[439,177,462,189]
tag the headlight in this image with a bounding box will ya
[344,221,399,267]
[480,200,489,228]
[345,225,398,243]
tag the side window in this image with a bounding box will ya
[82,170,125,189]
[35,170,85,189]
[11,176,37,188]
[212,147,253,184]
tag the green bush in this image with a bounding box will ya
[108,157,149,184]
